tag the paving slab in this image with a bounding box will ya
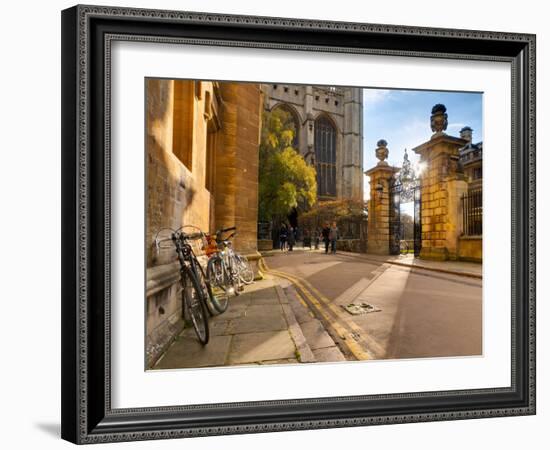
[312,346,346,362]
[179,318,231,337]
[227,296,252,308]
[281,303,316,363]
[249,295,281,305]
[244,304,283,318]
[208,319,230,336]
[226,312,287,334]
[299,319,336,350]
[154,335,232,369]
[285,287,315,324]
[152,276,315,369]
[218,303,248,320]
[260,358,299,365]
[227,331,296,365]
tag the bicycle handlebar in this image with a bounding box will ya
[216,226,237,235]
[180,231,204,241]
[154,228,205,252]
[215,231,237,244]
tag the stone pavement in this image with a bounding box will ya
[261,247,482,278]
[153,276,345,369]
[279,278,347,362]
[347,252,482,278]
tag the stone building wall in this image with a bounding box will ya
[262,84,363,201]
[146,80,213,268]
[214,82,262,255]
[145,79,261,367]
[458,126,483,192]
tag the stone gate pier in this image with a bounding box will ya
[365,140,398,255]
[412,104,468,260]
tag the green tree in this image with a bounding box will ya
[258,109,317,221]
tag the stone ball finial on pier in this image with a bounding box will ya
[430,103,448,136]
[375,139,389,165]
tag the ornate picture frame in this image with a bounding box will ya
[61,5,536,444]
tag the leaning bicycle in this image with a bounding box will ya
[154,227,214,344]
[213,227,255,287]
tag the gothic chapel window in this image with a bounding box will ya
[314,116,336,197]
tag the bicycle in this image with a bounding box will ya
[214,227,255,287]
[235,253,255,285]
[154,226,211,345]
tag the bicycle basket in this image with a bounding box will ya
[203,234,219,257]
[179,225,208,257]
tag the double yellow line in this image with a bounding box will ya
[259,258,373,361]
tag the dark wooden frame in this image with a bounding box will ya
[61,4,536,444]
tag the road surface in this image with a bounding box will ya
[261,248,482,361]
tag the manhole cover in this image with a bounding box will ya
[342,302,381,315]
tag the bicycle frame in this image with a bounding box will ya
[210,229,242,293]
[219,242,240,293]
[172,232,209,317]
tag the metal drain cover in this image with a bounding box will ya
[342,302,381,315]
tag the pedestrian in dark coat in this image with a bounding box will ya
[321,223,331,254]
[279,224,288,251]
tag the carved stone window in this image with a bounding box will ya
[314,116,337,197]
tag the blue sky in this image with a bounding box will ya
[362,88,483,200]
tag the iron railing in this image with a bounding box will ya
[461,189,482,236]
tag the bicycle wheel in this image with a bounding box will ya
[235,254,254,285]
[181,269,209,345]
[226,257,242,295]
[206,256,230,313]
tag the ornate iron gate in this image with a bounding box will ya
[389,149,422,257]
[389,177,402,255]
[413,185,422,257]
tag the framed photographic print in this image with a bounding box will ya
[61,4,536,444]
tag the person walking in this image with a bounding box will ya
[321,222,331,254]
[314,228,320,250]
[288,226,295,251]
[329,221,339,254]
[279,224,288,251]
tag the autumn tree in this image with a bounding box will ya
[299,198,367,238]
[258,108,317,222]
